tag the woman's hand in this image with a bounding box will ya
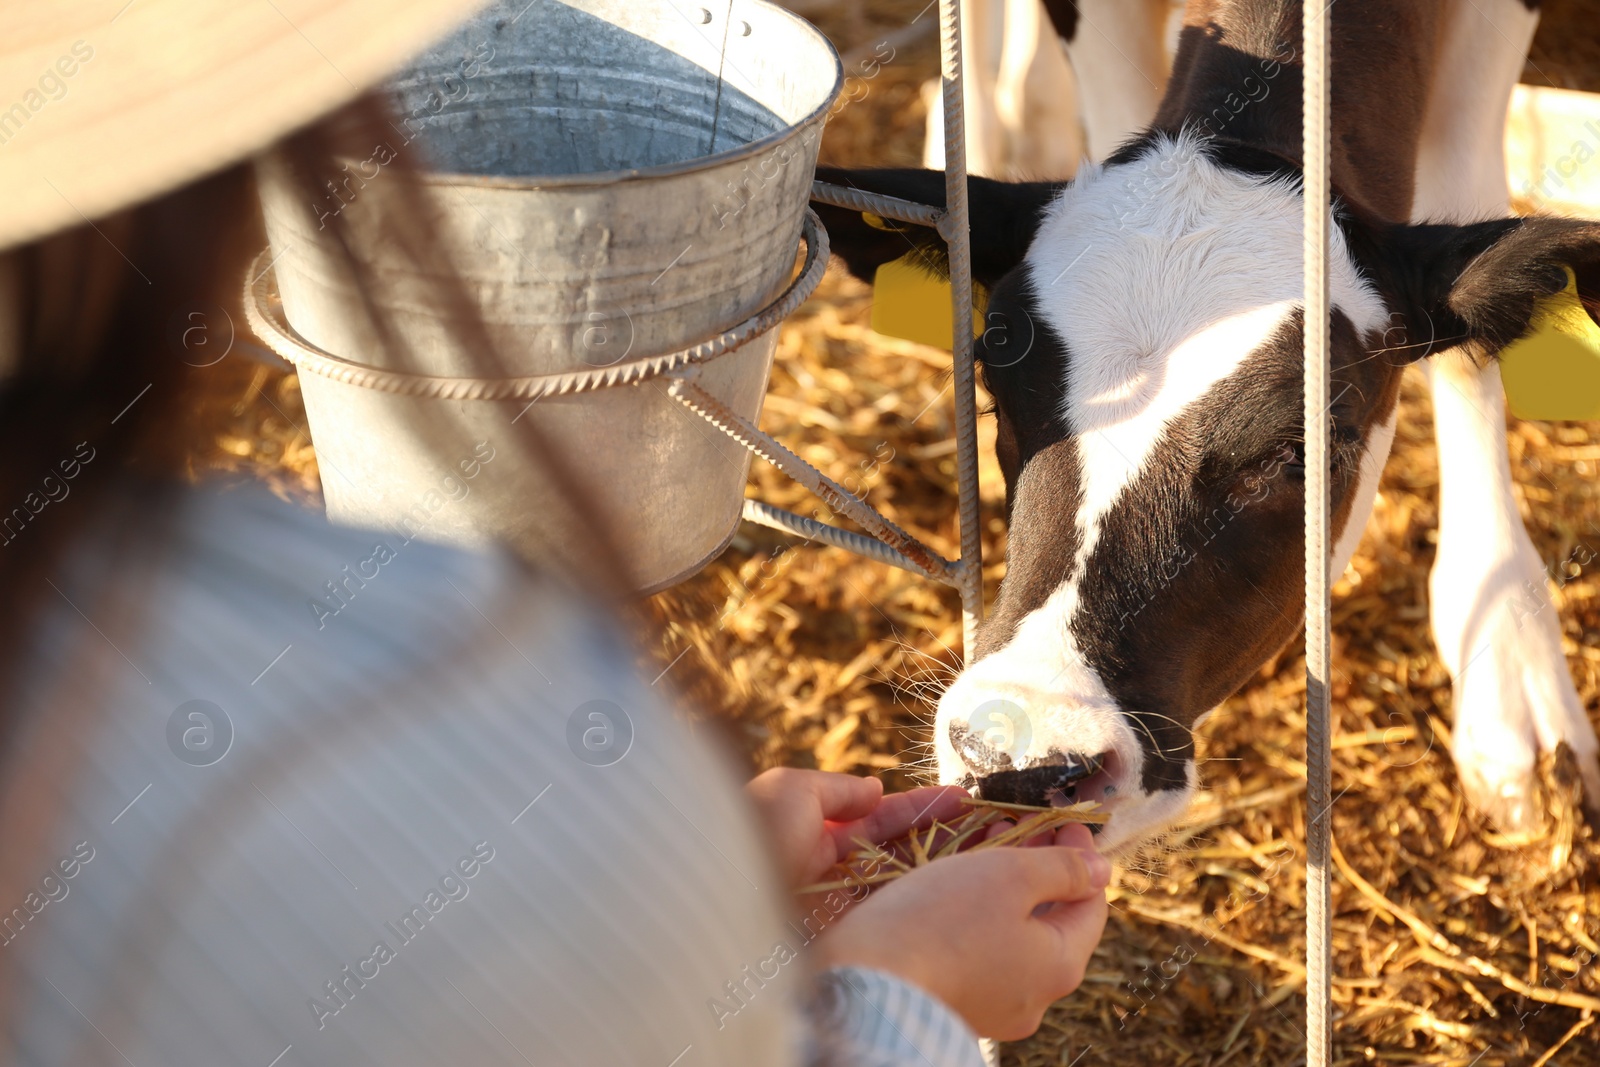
[812,822,1111,1041]
[745,767,969,893]
[746,768,1111,1039]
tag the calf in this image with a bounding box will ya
[819,0,1600,857]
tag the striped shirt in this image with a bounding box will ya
[0,482,984,1067]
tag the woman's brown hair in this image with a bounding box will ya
[0,95,633,720]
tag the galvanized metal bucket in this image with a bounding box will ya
[251,0,841,591]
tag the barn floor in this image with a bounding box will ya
[180,2,1600,1064]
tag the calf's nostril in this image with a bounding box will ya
[948,719,1014,775]
[974,751,1106,807]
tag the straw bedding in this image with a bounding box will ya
[177,2,1600,1062]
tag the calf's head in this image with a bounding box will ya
[818,132,1600,855]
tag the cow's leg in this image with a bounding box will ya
[1413,0,1600,828]
[922,0,1009,176]
[1421,356,1600,828]
[924,0,1084,179]
[993,0,1084,178]
[924,0,1164,179]
[1062,0,1169,160]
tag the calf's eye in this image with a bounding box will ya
[1272,441,1305,475]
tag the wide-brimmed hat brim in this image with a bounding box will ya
[0,0,491,250]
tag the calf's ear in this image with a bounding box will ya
[811,166,1064,290]
[1382,216,1600,357]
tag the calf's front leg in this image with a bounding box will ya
[1411,0,1600,829]
[1424,354,1600,828]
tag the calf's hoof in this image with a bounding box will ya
[1447,616,1600,834]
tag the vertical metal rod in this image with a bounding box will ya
[939,0,984,654]
[938,30,997,1067]
[936,7,991,1056]
[1302,0,1333,1063]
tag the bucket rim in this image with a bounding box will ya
[242,210,829,400]
[397,0,844,192]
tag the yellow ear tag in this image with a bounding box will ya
[1500,265,1600,421]
[869,254,989,350]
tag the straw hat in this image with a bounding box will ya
[0,0,490,251]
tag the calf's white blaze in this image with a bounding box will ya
[1029,134,1386,608]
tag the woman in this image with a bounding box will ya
[0,3,1109,1065]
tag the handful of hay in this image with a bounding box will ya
[797,795,1108,896]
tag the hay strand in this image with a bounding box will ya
[797,796,1107,895]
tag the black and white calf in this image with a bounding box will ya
[819,0,1600,856]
